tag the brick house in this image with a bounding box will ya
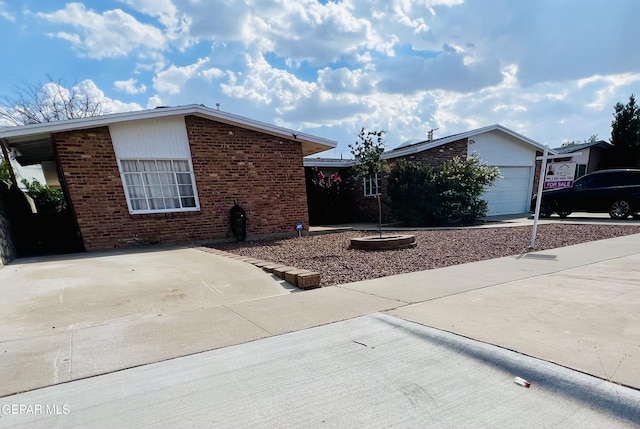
[304,124,549,223]
[0,104,335,256]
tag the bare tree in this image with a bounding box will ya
[0,77,105,188]
[0,77,103,126]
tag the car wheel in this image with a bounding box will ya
[539,201,552,218]
[609,200,631,219]
[558,211,572,218]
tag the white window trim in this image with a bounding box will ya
[363,173,382,197]
[118,158,201,215]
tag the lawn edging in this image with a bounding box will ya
[195,246,322,290]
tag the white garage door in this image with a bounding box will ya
[483,166,532,216]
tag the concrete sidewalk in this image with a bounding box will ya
[214,232,640,388]
[2,314,638,428]
[2,233,640,425]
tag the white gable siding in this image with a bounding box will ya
[467,130,536,167]
[109,117,191,159]
[467,130,536,215]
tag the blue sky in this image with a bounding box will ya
[1,0,639,158]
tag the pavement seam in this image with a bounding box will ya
[222,304,276,336]
[0,299,296,344]
[68,329,74,381]
[334,284,410,305]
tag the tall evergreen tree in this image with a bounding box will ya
[609,94,640,168]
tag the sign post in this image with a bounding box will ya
[295,221,304,238]
[530,146,548,249]
[530,150,582,249]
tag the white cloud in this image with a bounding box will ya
[375,51,502,94]
[317,67,375,95]
[116,0,193,49]
[201,68,226,81]
[252,1,380,65]
[425,68,640,147]
[0,1,15,21]
[220,52,314,106]
[146,94,163,109]
[153,57,212,94]
[37,2,166,59]
[71,80,143,114]
[19,0,639,157]
[114,78,147,94]
[407,0,640,86]
[180,0,252,40]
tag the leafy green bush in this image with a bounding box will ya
[387,159,438,226]
[21,179,66,213]
[0,158,12,182]
[387,154,500,226]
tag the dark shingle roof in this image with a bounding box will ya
[553,140,612,154]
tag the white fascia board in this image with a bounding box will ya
[0,108,155,138]
[0,104,337,150]
[303,158,354,168]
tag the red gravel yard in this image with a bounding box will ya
[211,224,640,286]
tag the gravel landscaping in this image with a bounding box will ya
[211,224,640,286]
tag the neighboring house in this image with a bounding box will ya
[0,104,335,255]
[552,140,613,177]
[304,124,549,222]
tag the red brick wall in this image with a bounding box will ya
[343,173,394,223]
[395,138,468,167]
[55,116,309,251]
[532,150,543,196]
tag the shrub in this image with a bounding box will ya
[0,158,12,182]
[387,159,438,226]
[387,154,500,226]
[309,167,343,194]
[21,179,66,213]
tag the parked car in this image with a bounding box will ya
[531,169,640,219]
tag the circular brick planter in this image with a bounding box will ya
[350,234,417,251]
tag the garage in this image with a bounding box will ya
[483,166,533,215]
[372,124,545,218]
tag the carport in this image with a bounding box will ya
[0,134,84,258]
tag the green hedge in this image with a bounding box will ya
[387,154,500,226]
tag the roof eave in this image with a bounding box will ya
[0,104,337,156]
[303,158,354,168]
[385,124,555,159]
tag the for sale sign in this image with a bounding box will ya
[544,162,577,189]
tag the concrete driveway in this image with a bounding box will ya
[0,245,298,396]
